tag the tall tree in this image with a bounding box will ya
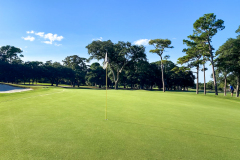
[86,40,146,89]
[148,39,173,92]
[0,45,23,63]
[193,13,225,95]
[216,38,240,97]
[63,55,87,87]
[178,39,203,94]
[85,62,105,88]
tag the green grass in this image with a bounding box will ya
[0,86,240,159]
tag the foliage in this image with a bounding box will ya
[0,45,23,63]
[63,55,88,87]
[192,13,225,95]
[149,39,173,92]
[86,40,146,89]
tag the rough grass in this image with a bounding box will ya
[0,87,240,159]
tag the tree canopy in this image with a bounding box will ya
[86,40,146,89]
[149,39,173,92]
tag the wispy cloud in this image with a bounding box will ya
[27,30,34,34]
[23,30,64,45]
[54,43,62,46]
[22,36,35,41]
[92,37,103,41]
[42,41,52,44]
[133,39,150,46]
[35,32,44,37]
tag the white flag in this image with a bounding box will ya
[103,52,108,69]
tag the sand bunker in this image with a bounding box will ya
[0,84,32,93]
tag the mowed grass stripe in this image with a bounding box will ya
[0,88,240,159]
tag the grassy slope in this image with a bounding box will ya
[0,87,240,160]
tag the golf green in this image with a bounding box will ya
[0,87,240,159]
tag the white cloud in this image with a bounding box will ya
[55,43,62,46]
[42,41,52,44]
[92,37,103,41]
[25,46,28,48]
[22,36,35,41]
[133,39,150,46]
[35,32,44,37]
[24,30,64,45]
[41,33,64,44]
[26,30,34,34]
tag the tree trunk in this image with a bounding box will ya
[51,78,54,86]
[224,75,227,96]
[114,81,118,89]
[211,60,218,95]
[196,65,199,94]
[161,57,165,92]
[203,64,206,95]
[236,75,239,97]
[208,39,218,95]
[109,65,119,90]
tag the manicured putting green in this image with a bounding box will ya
[0,87,239,159]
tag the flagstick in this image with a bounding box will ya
[105,66,108,120]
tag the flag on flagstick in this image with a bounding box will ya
[103,52,108,69]
[103,52,108,120]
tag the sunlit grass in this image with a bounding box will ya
[0,87,239,159]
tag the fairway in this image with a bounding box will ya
[1,87,240,159]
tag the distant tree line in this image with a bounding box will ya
[1,13,238,96]
[0,42,195,90]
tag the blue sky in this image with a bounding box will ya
[0,0,240,83]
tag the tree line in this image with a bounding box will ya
[0,13,239,96]
[0,43,195,90]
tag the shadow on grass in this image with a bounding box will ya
[146,90,217,93]
[51,86,222,94]
[8,83,236,97]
